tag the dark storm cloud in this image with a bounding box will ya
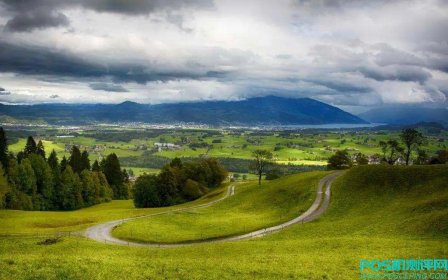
[0,41,229,83]
[0,87,11,96]
[0,0,212,32]
[309,79,371,93]
[0,0,212,14]
[81,0,213,16]
[373,45,425,67]
[89,83,129,92]
[358,66,432,84]
[4,10,69,32]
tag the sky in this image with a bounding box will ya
[0,0,447,113]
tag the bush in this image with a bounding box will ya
[133,175,161,208]
[265,169,282,180]
[133,158,228,208]
[182,179,205,200]
[327,150,353,170]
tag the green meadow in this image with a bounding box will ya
[7,128,448,172]
[113,171,328,243]
[0,165,447,279]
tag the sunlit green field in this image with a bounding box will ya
[0,186,228,235]
[0,165,447,279]
[113,171,327,243]
[7,129,448,175]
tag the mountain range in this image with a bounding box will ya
[359,106,448,125]
[0,96,367,125]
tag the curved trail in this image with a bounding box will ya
[85,172,342,247]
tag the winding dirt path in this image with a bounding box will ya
[84,172,342,247]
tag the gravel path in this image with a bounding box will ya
[84,172,342,247]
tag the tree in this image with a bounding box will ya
[415,149,428,165]
[18,159,36,196]
[429,150,448,164]
[23,136,37,157]
[60,166,83,210]
[122,169,129,184]
[379,140,404,165]
[16,151,25,163]
[36,140,46,159]
[91,160,101,172]
[47,150,59,170]
[103,153,127,199]
[81,150,90,171]
[80,170,95,206]
[0,163,9,209]
[265,169,282,180]
[0,128,8,172]
[400,128,424,165]
[251,149,273,185]
[68,146,83,174]
[60,156,68,172]
[133,174,161,208]
[170,157,183,168]
[182,179,204,200]
[327,150,353,170]
[29,154,53,210]
[355,152,369,165]
[157,166,180,205]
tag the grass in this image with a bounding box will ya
[8,129,448,168]
[122,167,160,176]
[0,185,229,235]
[112,171,328,243]
[0,165,447,279]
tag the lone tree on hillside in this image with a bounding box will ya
[355,152,368,165]
[379,140,404,165]
[251,149,273,185]
[327,150,352,170]
[400,128,425,165]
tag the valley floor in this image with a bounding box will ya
[1,165,447,280]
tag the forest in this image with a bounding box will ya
[0,128,130,210]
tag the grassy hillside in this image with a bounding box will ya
[113,171,327,243]
[0,186,229,235]
[322,164,448,238]
[0,165,447,279]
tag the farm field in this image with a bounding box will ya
[6,125,448,174]
[0,165,447,279]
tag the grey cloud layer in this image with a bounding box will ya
[1,0,212,32]
[0,0,446,109]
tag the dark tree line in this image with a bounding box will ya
[327,128,447,169]
[133,157,228,208]
[0,128,130,210]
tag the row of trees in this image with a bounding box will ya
[328,128,448,169]
[0,128,130,210]
[133,157,227,208]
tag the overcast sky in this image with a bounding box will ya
[0,0,447,113]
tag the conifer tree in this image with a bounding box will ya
[0,128,8,172]
[103,153,127,199]
[47,150,59,170]
[81,150,90,171]
[91,160,101,172]
[36,140,46,159]
[60,156,68,172]
[23,136,37,157]
[69,146,82,174]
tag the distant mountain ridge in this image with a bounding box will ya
[0,96,367,125]
[359,106,448,125]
